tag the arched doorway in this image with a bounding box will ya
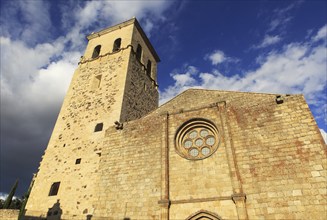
[186,210,222,220]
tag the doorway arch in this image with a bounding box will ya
[186,210,222,220]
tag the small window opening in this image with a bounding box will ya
[276,95,284,104]
[75,158,81,164]
[53,210,59,215]
[136,44,142,61]
[92,45,101,58]
[146,60,152,77]
[113,38,121,52]
[94,123,103,132]
[92,75,102,89]
[49,182,60,196]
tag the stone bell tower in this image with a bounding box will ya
[80,17,160,123]
[25,18,160,219]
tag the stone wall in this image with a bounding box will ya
[167,106,239,219]
[25,50,132,219]
[25,19,160,219]
[93,113,164,219]
[25,18,326,220]
[121,52,158,122]
[157,90,327,219]
[232,94,326,219]
[131,22,158,81]
[0,209,19,220]
[93,89,326,219]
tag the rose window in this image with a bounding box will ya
[175,119,220,160]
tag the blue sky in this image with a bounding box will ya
[0,0,326,197]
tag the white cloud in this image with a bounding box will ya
[205,50,238,66]
[143,19,155,37]
[313,25,327,42]
[59,0,173,47]
[17,1,52,43]
[170,65,198,87]
[320,129,327,144]
[0,1,51,45]
[0,192,8,200]
[160,25,327,118]
[0,192,7,200]
[255,35,282,48]
[160,66,200,103]
[1,0,175,114]
[0,37,78,135]
[0,192,17,201]
[267,1,302,33]
[103,1,171,24]
[26,58,77,108]
[206,50,226,65]
[268,16,292,33]
[252,2,303,51]
[0,37,66,94]
[75,1,103,28]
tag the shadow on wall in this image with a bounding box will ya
[46,200,62,220]
[23,199,94,219]
[23,200,61,220]
[24,200,82,220]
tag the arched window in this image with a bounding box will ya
[92,45,101,58]
[136,44,142,62]
[113,38,121,52]
[146,60,152,77]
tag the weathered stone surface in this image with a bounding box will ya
[25,18,159,220]
[25,18,326,220]
[0,209,19,220]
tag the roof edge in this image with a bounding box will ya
[87,18,160,62]
[159,88,302,108]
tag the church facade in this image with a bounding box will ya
[24,18,326,220]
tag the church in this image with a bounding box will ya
[24,18,326,220]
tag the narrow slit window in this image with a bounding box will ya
[93,75,102,89]
[146,60,152,77]
[113,38,121,52]
[75,158,81,164]
[136,44,142,61]
[94,123,103,132]
[49,182,60,196]
[92,45,101,58]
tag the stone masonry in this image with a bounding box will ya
[0,209,19,220]
[25,18,326,220]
